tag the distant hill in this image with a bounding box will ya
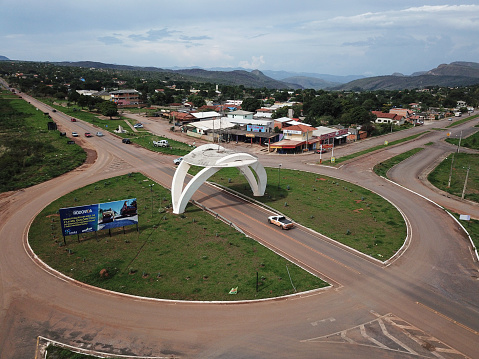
[173,68,297,89]
[52,61,295,89]
[0,55,10,61]
[281,76,340,90]
[332,62,479,91]
[261,70,365,84]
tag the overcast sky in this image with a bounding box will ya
[1,1,478,76]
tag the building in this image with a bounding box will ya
[372,111,405,125]
[227,110,254,120]
[110,89,141,106]
[191,111,222,121]
[170,111,196,125]
[270,124,317,153]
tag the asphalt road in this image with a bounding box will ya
[0,90,478,358]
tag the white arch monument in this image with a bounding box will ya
[171,144,267,214]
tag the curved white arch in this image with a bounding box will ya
[171,145,267,214]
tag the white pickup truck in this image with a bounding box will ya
[153,140,169,147]
[268,215,294,230]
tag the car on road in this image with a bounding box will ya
[72,132,79,137]
[448,118,453,121]
[134,123,143,128]
[70,118,76,122]
[85,132,93,137]
[173,157,183,165]
[96,131,104,137]
[316,148,328,154]
[268,215,294,230]
[122,138,131,144]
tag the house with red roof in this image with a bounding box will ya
[372,111,405,126]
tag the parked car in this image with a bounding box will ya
[96,131,104,137]
[85,132,93,137]
[122,138,131,144]
[72,132,79,137]
[448,118,453,121]
[173,157,183,165]
[153,140,169,147]
[316,148,328,154]
[70,118,76,122]
[134,123,143,128]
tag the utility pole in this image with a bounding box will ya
[461,165,470,200]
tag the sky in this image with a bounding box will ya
[1,1,479,77]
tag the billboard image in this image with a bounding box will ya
[59,198,138,237]
[98,199,138,230]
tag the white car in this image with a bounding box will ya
[134,123,143,128]
[96,131,104,136]
[72,132,79,137]
[153,140,169,147]
[173,157,183,165]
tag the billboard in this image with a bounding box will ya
[60,198,137,237]
[247,124,266,132]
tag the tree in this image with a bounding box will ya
[98,101,118,119]
[241,98,262,112]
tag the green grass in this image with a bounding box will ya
[45,345,102,359]
[328,132,428,165]
[373,148,424,178]
[449,212,479,250]
[0,94,86,192]
[445,131,479,150]
[29,173,328,301]
[428,152,479,203]
[133,132,192,156]
[202,167,406,259]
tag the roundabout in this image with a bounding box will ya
[1,94,478,358]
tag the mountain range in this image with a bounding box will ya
[2,56,479,91]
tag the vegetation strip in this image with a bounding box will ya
[0,91,86,192]
[328,132,427,165]
[373,148,424,178]
[445,114,479,128]
[428,152,479,203]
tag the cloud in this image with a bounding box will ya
[239,55,265,69]
[98,36,123,45]
[129,28,177,42]
[179,35,211,41]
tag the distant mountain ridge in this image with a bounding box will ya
[331,62,479,90]
[51,61,296,89]
[3,57,479,91]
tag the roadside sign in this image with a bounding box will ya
[331,157,336,163]
[384,141,389,145]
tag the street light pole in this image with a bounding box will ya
[461,165,470,200]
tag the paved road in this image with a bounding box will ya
[0,89,478,358]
